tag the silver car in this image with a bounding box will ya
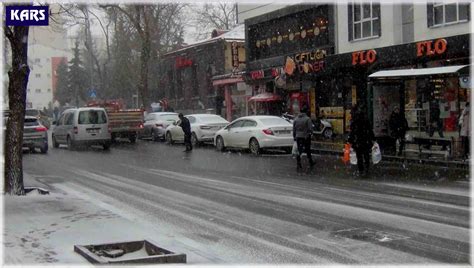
[141,112,179,141]
[23,116,48,154]
[52,108,111,150]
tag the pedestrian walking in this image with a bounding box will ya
[459,102,470,159]
[429,100,444,138]
[389,106,408,156]
[293,106,315,171]
[348,104,375,177]
[178,113,192,152]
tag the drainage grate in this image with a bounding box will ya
[332,228,410,243]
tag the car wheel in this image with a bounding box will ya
[284,147,292,154]
[129,134,137,144]
[191,132,199,147]
[166,132,174,145]
[67,136,75,150]
[29,147,35,153]
[40,143,48,154]
[249,138,261,155]
[152,130,160,142]
[52,135,59,148]
[323,128,333,139]
[216,136,225,152]
[103,142,111,150]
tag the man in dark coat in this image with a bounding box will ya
[348,104,375,176]
[178,113,192,152]
[293,106,315,170]
[389,106,408,156]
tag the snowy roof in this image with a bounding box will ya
[165,24,245,56]
[369,65,470,78]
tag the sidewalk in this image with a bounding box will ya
[311,140,470,169]
[2,173,217,265]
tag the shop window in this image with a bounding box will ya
[35,74,41,78]
[35,58,40,63]
[35,89,41,93]
[428,1,470,27]
[348,1,381,41]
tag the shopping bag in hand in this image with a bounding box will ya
[350,148,358,165]
[342,143,350,164]
[371,142,382,164]
[291,141,298,156]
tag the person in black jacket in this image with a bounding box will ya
[348,104,375,176]
[389,106,408,156]
[178,113,192,152]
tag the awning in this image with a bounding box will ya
[369,65,470,78]
[248,93,281,102]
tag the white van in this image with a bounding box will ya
[52,107,111,150]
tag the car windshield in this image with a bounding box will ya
[159,114,179,121]
[259,118,290,126]
[25,110,39,117]
[78,110,107,124]
[198,116,228,123]
[24,118,39,127]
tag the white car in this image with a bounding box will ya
[165,114,229,146]
[141,112,179,141]
[214,115,293,155]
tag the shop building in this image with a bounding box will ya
[244,2,471,137]
[157,25,250,121]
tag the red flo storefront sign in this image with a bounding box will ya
[175,56,193,68]
[352,49,377,66]
[250,70,264,80]
[416,38,447,57]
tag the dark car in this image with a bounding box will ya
[23,116,48,154]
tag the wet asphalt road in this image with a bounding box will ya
[23,136,471,265]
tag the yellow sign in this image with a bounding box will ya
[352,86,357,106]
[319,106,344,118]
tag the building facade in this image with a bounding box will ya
[243,1,471,136]
[157,25,250,121]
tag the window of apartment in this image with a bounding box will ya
[428,1,470,27]
[35,58,41,63]
[35,74,41,78]
[348,1,381,41]
[35,89,41,93]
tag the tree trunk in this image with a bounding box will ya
[4,26,30,195]
[139,32,151,110]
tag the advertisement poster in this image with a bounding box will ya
[372,84,400,137]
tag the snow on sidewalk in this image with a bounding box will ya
[2,173,211,265]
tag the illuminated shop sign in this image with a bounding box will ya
[352,49,377,66]
[250,70,264,80]
[416,38,447,57]
[175,56,193,68]
[285,49,327,75]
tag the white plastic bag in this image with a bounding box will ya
[292,141,298,156]
[349,148,358,165]
[372,142,382,164]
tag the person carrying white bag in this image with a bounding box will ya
[371,142,382,164]
[348,104,376,177]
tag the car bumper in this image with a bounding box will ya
[73,139,111,146]
[258,136,294,148]
[23,138,47,148]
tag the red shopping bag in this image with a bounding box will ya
[342,143,351,164]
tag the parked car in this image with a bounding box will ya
[26,108,50,129]
[165,114,229,146]
[52,107,111,150]
[141,112,179,141]
[214,115,293,155]
[23,116,48,154]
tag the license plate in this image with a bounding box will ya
[87,129,99,134]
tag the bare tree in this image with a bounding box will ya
[190,2,237,41]
[3,18,30,195]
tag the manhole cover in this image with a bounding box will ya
[332,228,410,243]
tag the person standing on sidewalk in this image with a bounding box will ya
[178,113,192,152]
[459,102,470,159]
[348,104,375,176]
[389,106,408,156]
[293,106,315,171]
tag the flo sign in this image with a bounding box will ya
[6,6,49,26]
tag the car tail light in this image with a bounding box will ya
[155,124,163,128]
[108,127,112,133]
[262,129,274,135]
[139,123,144,129]
[35,126,47,132]
[200,125,211,130]
[73,126,78,134]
